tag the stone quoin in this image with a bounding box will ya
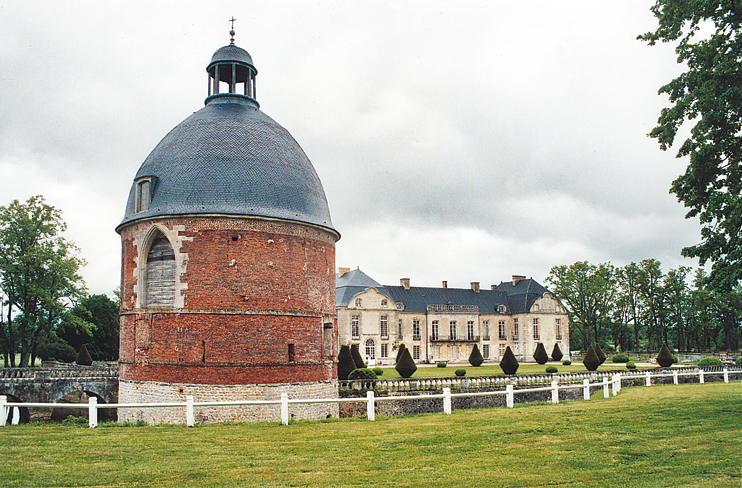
[116,25,340,424]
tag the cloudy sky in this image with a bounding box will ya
[0,1,701,295]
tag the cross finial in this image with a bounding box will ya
[229,16,237,45]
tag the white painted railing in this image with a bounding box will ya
[0,367,734,428]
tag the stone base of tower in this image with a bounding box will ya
[118,379,338,424]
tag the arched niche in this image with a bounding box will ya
[144,230,176,308]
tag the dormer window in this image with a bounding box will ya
[498,305,507,313]
[355,298,362,307]
[135,176,157,213]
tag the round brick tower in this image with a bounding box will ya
[116,30,340,424]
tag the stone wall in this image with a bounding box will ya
[118,379,338,424]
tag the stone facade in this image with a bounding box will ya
[119,379,338,424]
[337,270,569,366]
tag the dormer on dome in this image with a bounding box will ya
[205,26,258,106]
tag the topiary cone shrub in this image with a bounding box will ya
[76,344,93,366]
[468,344,484,366]
[582,345,600,371]
[533,343,548,364]
[500,346,519,375]
[594,343,606,365]
[350,343,366,369]
[551,343,563,362]
[337,344,357,380]
[656,343,675,368]
[395,343,406,363]
[395,347,417,378]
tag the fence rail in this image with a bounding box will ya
[1,367,737,428]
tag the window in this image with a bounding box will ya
[413,319,421,340]
[323,323,333,358]
[499,343,507,357]
[381,343,388,358]
[555,318,562,340]
[380,315,388,338]
[351,315,359,339]
[381,299,388,307]
[499,320,507,340]
[412,345,420,360]
[288,343,295,362]
[431,344,440,358]
[482,320,489,340]
[365,339,375,359]
[467,321,475,341]
[145,232,175,307]
[135,177,156,213]
[513,318,519,340]
[354,298,362,307]
[483,344,490,359]
[431,320,439,341]
[397,319,402,337]
[449,321,457,340]
[533,318,540,341]
[498,304,506,313]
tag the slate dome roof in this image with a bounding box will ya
[208,44,255,69]
[118,44,337,236]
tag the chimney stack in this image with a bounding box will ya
[512,275,526,286]
[338,267,350,277]
[442,281,447,288]
[471,282,480,293]
[491,284,497,290]
[400,278,410,290]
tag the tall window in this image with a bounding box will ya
[381,299,388,307]
[482,320,489,340]
[499,320,507,340]
[380,315,388,338]
[431,320,439,341]
[431,345,440,358]
[467,321,475,341]
[413,319,421,340]
[381,343,388,358]
[482,344,490,359]
[533,318,540,340]
[365,339,375,359]
[145,232,175,307]
[499,343,507,357]
[351,315,359,338]
[449,321,457,340]
[397,319,403,337]
[513,318,519,340]
[555,318,562,340]
[136,179,152,213]
[412,345,420,360]
[354,298,362,307]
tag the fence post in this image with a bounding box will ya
[551,380,559,404]
[506,384,514,409]
[443,387,451,414]
[88,397,98,428]
[0,396,6,427]
[186,395,194,427]
[582,379,590,401]
[645,371,651,387]
[611,374,618,396]
[699,369,704,384]
[281,393,289,425]
[723,367,729,383]
[603,377,609,398]
[366,390,375,421]
[673,370,678,385]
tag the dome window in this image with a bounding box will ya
[145,232,175,308]
[135,176,157,213]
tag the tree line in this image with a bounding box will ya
[546,260,741,353]
[0,196,118,367]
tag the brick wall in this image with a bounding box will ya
[118,216,338,387]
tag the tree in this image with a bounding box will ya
[76,344,93,366]
[532,343,548,365]
[57,294,119,361]
[546,261,615,348]
[337,344,356,380]
[582,345,600,372]
[499,346,519,375]
[0,196,86,367]
[551,343,563,362]
[656,343,675,368]
[395,347,417,378]
[468,344,484,367]
[639,2,742,291]
[350,343,366,369]
[665,266,691,350]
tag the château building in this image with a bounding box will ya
[337,268,569,365]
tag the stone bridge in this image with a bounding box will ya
[0,363,119,423]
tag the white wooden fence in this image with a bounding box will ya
[0,367,735,428]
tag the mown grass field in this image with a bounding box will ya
[2,382,740,487]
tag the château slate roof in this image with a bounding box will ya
[336,268,560,314]
[118,44,336,235]
[209,44,255,68]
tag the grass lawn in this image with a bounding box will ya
[2,382,740,487]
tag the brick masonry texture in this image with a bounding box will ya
[118,215,338,408]
[118,379,338,424]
